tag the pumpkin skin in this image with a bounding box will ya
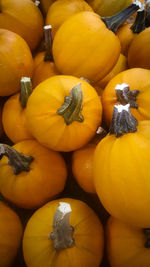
[0,201,23,267]
[72,143,96,194]
[102,68,150,126]
[106,216,150,267]
[128,28,150,69]
[95,53,128,89]
[0,29,33,96]
[0,140,67,209]
[52,11,121,83]
[0,0,44,50]
[117,24,135,56]
[0,103,3,138]
[26,75,102,152]
[23,198,104,267]
[46,0,93,37]
[2,93,33,143]
[94,120,150,228]
[40,0,56,16]
[86,0,132,17]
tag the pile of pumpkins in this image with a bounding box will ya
[0,0,150,266]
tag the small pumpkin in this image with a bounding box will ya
[94,104,150,227]
[2,77,33,143]
[26,75,102,152]
[0,140,67,209]
[0,29,33,96]
[0,201,23,267]
[23,199,104,267]
[106,216,150,267]
[45,0,93,37]
[0,0,44,50]
[102,68,150,126]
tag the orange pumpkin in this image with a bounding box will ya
[40,0,56,16]
[102,68,150,126]
[106,216,150,267]
[0,140,67,209]
[86,0,132,17]
[46,0,93,37]
[0,0,44,50]
[0,201,23,267]
[0,29,33,96]
[26,75,102,152]
[128,27,150,69]
[23,198,104,267]
[32,26,59,88]
[2,77,33,143]
[94,104,150,227]
[95,54,128,89]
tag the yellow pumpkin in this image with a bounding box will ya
[40,0,56,16]
[46,0,93,37]
[106,216,150,267]
[26,75,102,152]
[0,201,23,267]
[94,104,150,228]
[0,0,44,50]
[23,198,104,267]
[0,140,67,209]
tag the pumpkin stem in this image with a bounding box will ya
[130,8,146,33]
[115,83,140,108]
[110,104,138,137]
[19,77,33,108]
[102,1,144,33]
[146,1,150,27]
[44,25,53,62]
[57,83,84,125]
[0,144,33,175]
[49,202,75,251]
[34,0,40,7]
[143,228,150,248]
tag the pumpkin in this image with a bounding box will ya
[0,29,33,96]
[0,102,3,138]
[0,201,23,267]
[86,0,132,17]
[0,140,67,209]
[0,0,44,50]
[52,2,142,83]
[106,216,150,267]
[117,7,146,56]
[2,77,33,143]
[26,75,102,152]
[32,26,59,88]
[128,27,150,69]
[95,54,128,89]
[40,0,56,16]
[23,198,104,267]
[45,0,93,37]
[72,143,96,194]
[94,104,150,227]
[102,68,150,126]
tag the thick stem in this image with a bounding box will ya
[102,1,143,33]
[57,83,84,125]
[115,83,140,108]
[143,228,150,248]
[49,202,75,251]
[0,144,33,175]
[19,77,33,108]
[110,104,138,137]
[130,9,146,33]
[44,25,53,62]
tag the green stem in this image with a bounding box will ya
[0,144,33,175]
[110,104,138,137]
[49,202,75,251]
[115,83,140,108]
[143,228,150,248]
[130,9,146,33]
[57,83,84,125]
[19,77,33,108]
[102,1,143,33]
[44,25,53,62]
